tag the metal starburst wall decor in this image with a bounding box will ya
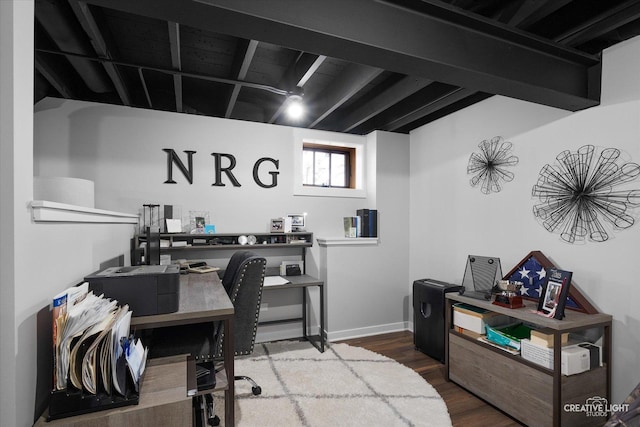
[532,145,640,243]
[467,136,519,194]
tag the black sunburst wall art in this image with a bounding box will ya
[467,136,519,194]
[532,145,640,243]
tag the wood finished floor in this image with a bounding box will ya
[338,331,524,427]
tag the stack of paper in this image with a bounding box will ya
[51,283,146,395]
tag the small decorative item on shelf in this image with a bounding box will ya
[343,216,360,237]
[189,211,210,234]
[162,204,182,233]
[287,213,307,232]
[492,280,525,309]
[537,268,572,320]
[165,218,182,233]
[270,218,285,233]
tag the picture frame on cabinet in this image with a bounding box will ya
[503,251,598,314]
[537,268,572,319]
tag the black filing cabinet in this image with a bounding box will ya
[413,278,462,363]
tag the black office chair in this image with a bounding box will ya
[147,250,266,426]
[202,251,266,426]
[215,250,266,389]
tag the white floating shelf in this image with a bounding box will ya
[317,237,379,247]
[31,200,138,224]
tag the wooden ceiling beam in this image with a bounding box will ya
[339,76,433,133]
[69,0,132,106]
[83,0,604,111]
[35,56,74,99]
[168,21,183,113]
[226,39,258,118]
[554,0,640,47]
[302,63,383,129]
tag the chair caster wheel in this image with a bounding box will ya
[252,386,262,395]
[208,415,220,426]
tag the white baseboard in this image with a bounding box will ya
[326,321,409,342]
[255,323,304,344]
[255,321,411,344]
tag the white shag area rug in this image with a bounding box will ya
[213,341,452,427]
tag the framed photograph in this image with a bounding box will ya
[189,211,210,234]
[537,268,572,319]
[270,218,285,233]
[287,213,306,231]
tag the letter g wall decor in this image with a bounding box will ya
[163,149,280,188]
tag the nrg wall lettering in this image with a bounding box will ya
[163,149,280,188]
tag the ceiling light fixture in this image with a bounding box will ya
[286,87,305,120]
[286,95,304,120]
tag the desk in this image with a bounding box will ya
[262,274,325,352]
[34,272,235,427]
[132,272,235,427]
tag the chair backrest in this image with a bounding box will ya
[221,250,255,293]
[215,251,266,357]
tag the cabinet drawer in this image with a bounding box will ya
[449,333,607,427]
[450,333,552,426]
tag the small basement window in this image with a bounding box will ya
[293,135,366,198]
[302,143,355,188]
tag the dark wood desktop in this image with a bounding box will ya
[131,272,235,427]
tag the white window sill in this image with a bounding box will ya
[294,185,366,199]
[317,237,379,247]
[31,200,138,224]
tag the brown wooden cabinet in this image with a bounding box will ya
[34,356,193,427]
[445,293,612,427]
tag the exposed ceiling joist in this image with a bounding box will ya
[168,21,183,112]
[226,39,259,118]
[295,54,326,88]
[82,0,603,111]
[510,0,573,29]
[269,53,326,124]
[555,0,640,46]
[304,64,383,129]
[69,0,132,105]
[386,87,479,131]
[340,76,433,133]
[35,57,74,99]
[137,68,153,108]
[35,0,640,135]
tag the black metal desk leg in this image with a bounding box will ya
[302,288,308,340]
[224,316,234,427]
[320,285,325,352]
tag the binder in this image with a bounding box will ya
[357,209,378,237]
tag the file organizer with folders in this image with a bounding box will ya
[47,358,141,420]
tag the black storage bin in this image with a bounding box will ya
[413,279,462,363]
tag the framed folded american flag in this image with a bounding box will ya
[503,251,598,314]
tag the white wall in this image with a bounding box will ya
[33,97,411,339]
[320,131,411,340]
[2,3,135,426]
[409,36,640,404]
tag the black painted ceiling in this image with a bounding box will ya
[34,0,640,135]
